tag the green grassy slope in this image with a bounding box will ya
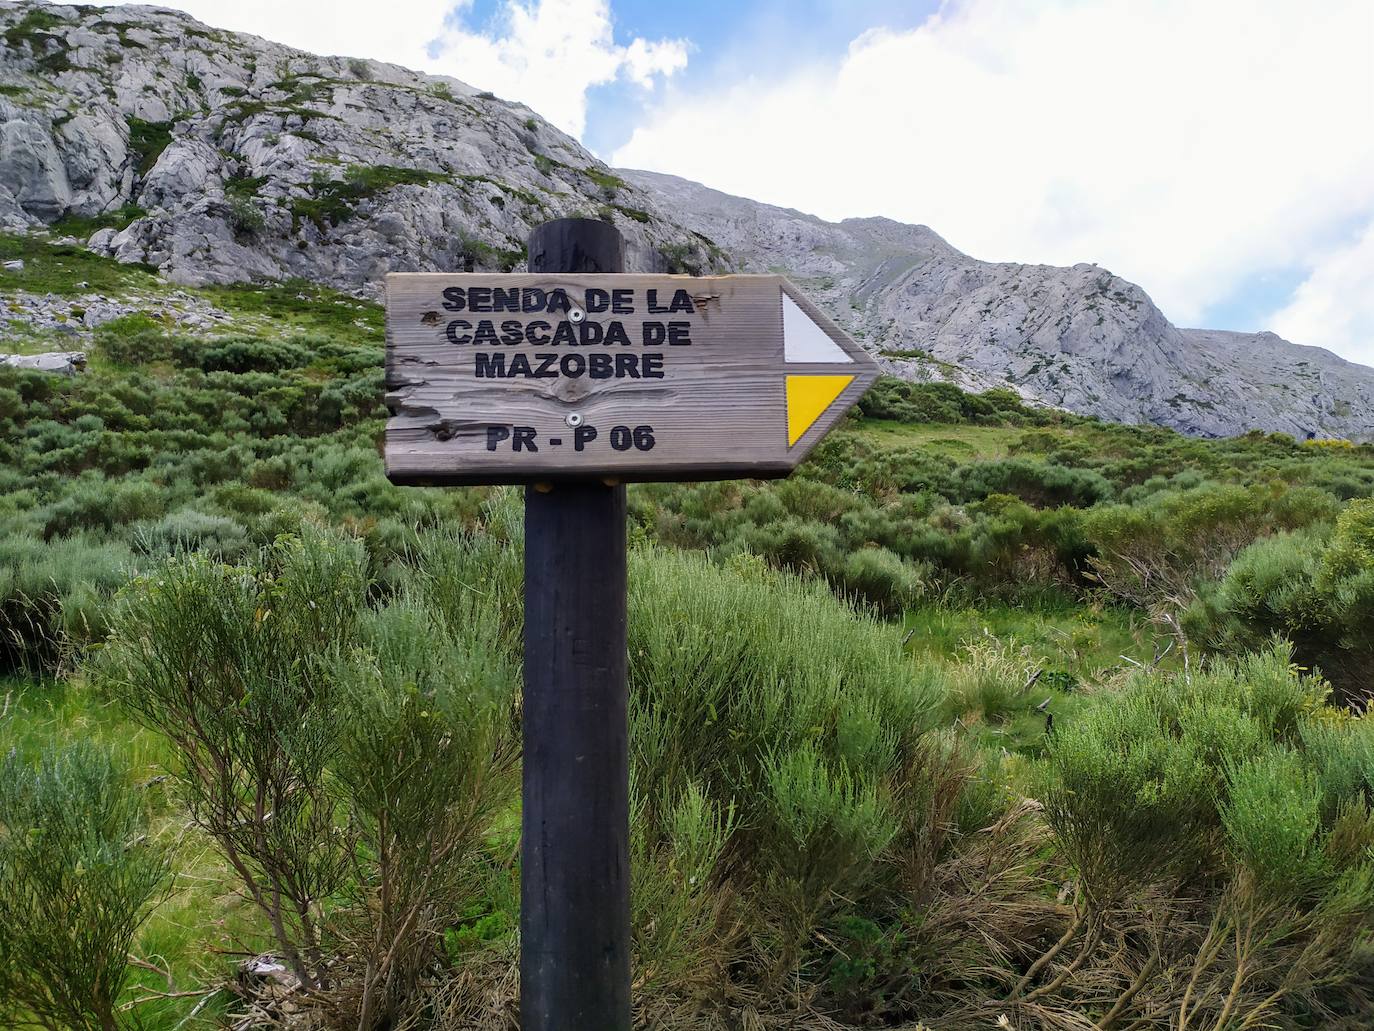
[3,234,1374,1028]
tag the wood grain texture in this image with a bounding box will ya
[384,272,877,485]
[521,481,630,1030]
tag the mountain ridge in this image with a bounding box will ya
[619,169,1374,440]
[3,0,1372,440]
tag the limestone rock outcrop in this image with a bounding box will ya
[623,170,1374,441]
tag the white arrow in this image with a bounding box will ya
[783,292,853,363]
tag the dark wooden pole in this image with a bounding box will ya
[521,218,631,1031]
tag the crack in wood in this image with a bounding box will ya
[427,418,487,442]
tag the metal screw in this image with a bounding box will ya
[568,307,586,324]
[565,412,584,427]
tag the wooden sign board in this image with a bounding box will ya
[384,273,878,485]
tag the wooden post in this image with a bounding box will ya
[520,219,631,1031]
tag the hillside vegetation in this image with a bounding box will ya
[3,233,1374,1029]
[4,0,1374,441]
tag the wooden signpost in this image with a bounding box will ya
[384,219,877,1030]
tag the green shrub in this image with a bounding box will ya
[49,204,147,240]
[328,594,518,1026]
[627,548,937,987]
[94,531,368,988]
[838,547,928,614]
[125,118,173,176]
[740,516,843,575]
[226,194,266,236]
[0,743,169,1031]
[629,779,737,999]
[91,522,521,1017]
[174,335,313,373]
[758,743,896,982]
[1301,719,1374,822]
[1222,749,1329,896]
[1137,644,1328,747]
[954,458,1113,508]
[856,378,1046,426]
[1084,483,1339,616]
[629,548,935,816]
[1188,503,1374,704]
[126,509,251,559]
[0,533,141,675]
[290,164,451,230]
[939,638,1038,726]
[1042,645,1334,894]
[1040,688,1212,905]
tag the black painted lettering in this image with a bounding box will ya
[546,288,571,314]
[604,321,631,347]
[585,288,610,313]
[615,353,640,378]
[521,288,547,312]
[446,319,472,345]
[612,289,633,314]
[508,353,533,376]
[551,321,577,347]
[578,320,604,345]
[500,319,523,344]
[574,424,598,451]
[491,287,520,312]
[668,289,694,313]
[469,287,491,311]
[442,286,466,312]
[486,425,510,450]
[527,320,550,344]
[642,322,666,347]
[474,352,505,377]
[589,353,613,378]
[513,426,537,452]
[561,353,585,377]
[533,353,559,378]
[472,320,499,346]
[667,321,692,346]
[642,353,664,378]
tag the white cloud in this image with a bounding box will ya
[612,0,1374,357]
[90,0,688,138]
[1271,219,1374,363]
[432,0,688,137]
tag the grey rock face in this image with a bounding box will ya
[0,99,71,219]
[2,1,1369,439]
[622,170,1374,441]
[2,288,236,336]
[1,350,85,373]
[0,1,721,292]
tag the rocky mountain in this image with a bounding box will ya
[622,170,1374,441]
[0,1,721,288]
[3,1,1372,440]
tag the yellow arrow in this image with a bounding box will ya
[786,374,855,446]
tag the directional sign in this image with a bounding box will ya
[384,273,878,485]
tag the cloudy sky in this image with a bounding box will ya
[100,0,1374,364]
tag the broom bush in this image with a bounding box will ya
[0,743,169,1031]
